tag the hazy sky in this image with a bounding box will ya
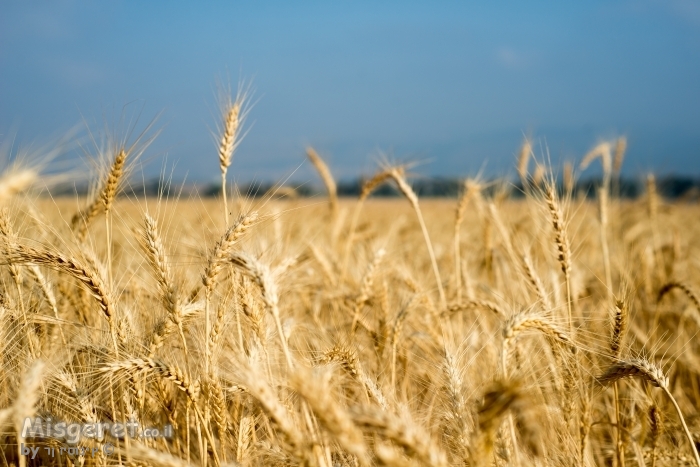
[1,1,699,183]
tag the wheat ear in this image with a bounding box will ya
[613,137,627,175]
[238,364,307,460]
[141,213,190,362]
[147,301,202,357]
[70,153,122,239]
[598,359,668,387]
[291,368,369,465]
[544,182,573,331]
[218,99,241,222]
[0,208,36,357]
[101,148,127,289]
[502,313,572,377]
[229,251,293,368]
[611,136,627,198]
[563,161,574,195]
[609,298,629,467]
[610,299,628,359]
[101,148,126,214]
[583,142,614,300]
[104,358,221,466]
[517,138,532,192]
[71,198,104,240]
[474,379,523,463]
[352,247,385,334]
[9,243,114,328]
[441,348,469,455]
[199,211,257,375]
[306,147,338,219]
[649,405,662,467]
[0,168,37,203]
[198,211,258,297]
[28,264,65,345]
[532,164,545,189]
[598,359,700,467]
[105,358,200,403]
[443,299,504,317]
[647,174,662,266]
[658,281,700,313]
[343,168,394,274]
[53,371,98,423]
[142,214,181,323]
[580,141,612,186]
[351,406,448,467]
[323,345,388,410]
[521,251,551,310]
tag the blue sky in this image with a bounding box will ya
[1,1,699,183]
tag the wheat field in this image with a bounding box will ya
[0,126,699,467]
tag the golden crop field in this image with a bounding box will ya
[1,130,700,467]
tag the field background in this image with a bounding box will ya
[2,178,700,466]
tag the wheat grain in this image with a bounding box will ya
[610,299,628,359]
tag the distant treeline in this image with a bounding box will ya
[53,176,700,200]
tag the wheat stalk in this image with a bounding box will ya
[388,168,446,308]
[454,180,480,304]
